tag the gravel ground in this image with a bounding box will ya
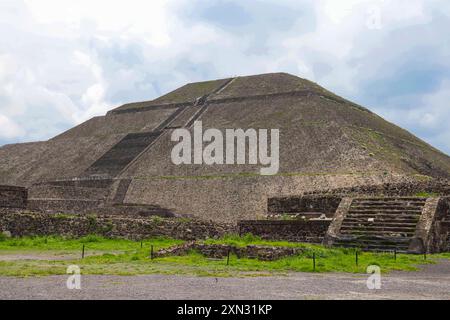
[1,260,449,300]
[0,251,121,261]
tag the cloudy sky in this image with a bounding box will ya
[1,0,450,154]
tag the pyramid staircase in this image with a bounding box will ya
[80,77,234,180]
[333,197,427,252]
[26,79,237,215]
[82,131,164,179]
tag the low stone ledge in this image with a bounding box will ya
[268,195,342,215]
[0,210,235,241]
[27,199,103,214]
[154,242,305,261]
[238,220,330,244]
[303,179,450,198]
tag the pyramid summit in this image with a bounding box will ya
[1,72,450,222]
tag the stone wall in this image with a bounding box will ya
[124,174,415,223]
[0,210,235,241]
[303,179,450,198]
[429,197,450,253]
[238,220,331,244]
[27,199,103,214]
[154,241,305,261]
[407,197,450,254]
[28,184,109,200]
[268,195,342,216]
[0,186,27,209]
[40,179,114,189]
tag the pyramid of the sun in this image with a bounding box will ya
[1,73,450,222]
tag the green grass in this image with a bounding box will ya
[0,235,446,277]
[0,235,182,252]
[414,192,439,198]
[203,233,316,248]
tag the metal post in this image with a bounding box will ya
[313,252,316,272]
[150,245,154,260]
[82,244,85,259]
[394,249,397,261]
[355,251,358,266]
[226,249,230,266]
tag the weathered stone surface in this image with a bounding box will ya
[425,197,450,253]
[268,195,342,216]
[238,220,330,244]
[28,184,109,201]
[409,198,440,253]
[0,209,235,241]
[1,73,450,223]
[154,241,305,261]
[27,199,103,214]
[323,198,353,247]
[324,196,450,253]
[304,179,450,198]
[0,185,27,209]
[1,230,11,238]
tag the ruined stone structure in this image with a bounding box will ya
[154,241,305,261]
[0,72,450,252]
[0,210,234,241]
[0,186,27,209]
[238,220,330,244]
[324,196,450,253]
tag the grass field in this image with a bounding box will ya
[0,234,448,277]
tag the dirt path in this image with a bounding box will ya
[1,260,449,300]
[0,250,124,261]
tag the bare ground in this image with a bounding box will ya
[0,250,122,261]
[1,260,449,300]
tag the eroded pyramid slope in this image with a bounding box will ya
[1,72,449,187]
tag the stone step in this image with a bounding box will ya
[341,221,418,228]
[342,224,415,229]
[334,241,410,251]
[334,237,411,245]
[332,196,428,252]
[340,229,415,237]
[348,208,422,215]
[335,235,412,242]
[334,240,410,248]
[334,237,411,249]
[347,215,420,222]
[341,227,417,234]
[110,179,132,204]
[82,132,164,178]
[349,206,423,212]
[353,197,427,202]
[346,213,421,220]
[352,201,425,206]
[29,184,109,201]
[350,207,424,212]
[27,199,103,214]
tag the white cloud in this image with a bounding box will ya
[24,0,172,46]
[0,0,449,155]
[0,115,24,139]
[381,80,450,149]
